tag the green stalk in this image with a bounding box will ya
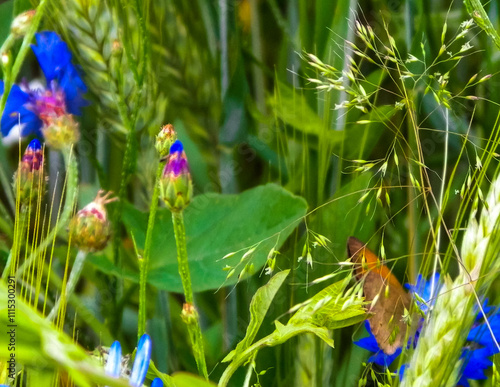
[47,250,87,321]
[171,211,208,380]
[138,161,164,339]
[16,147,79,280]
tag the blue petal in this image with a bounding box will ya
[31,31,72,83]
[405,273,440,312]
[31,31,88,115]
[354,321,401,367]
[104,341,122,378]
[0,83,42,138]
[476,300,493,321]
[460,347,491,385]
[26,138,42,151]
[170,140,184,154]
[151,378,164,387]
[57,65,88,115]
[129,334,152,387]
[367,347,401,367]
[467,314,500,354]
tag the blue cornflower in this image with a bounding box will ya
[0,31,87,141]
[355,274,500,386]
[105,334,152,387]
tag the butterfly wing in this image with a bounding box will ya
[347,236,411,355]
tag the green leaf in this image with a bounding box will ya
[289,276,366,330]
[223,270,290,362]
[88,184,307,292]
[270,320,334,348]
[0,282,130,387]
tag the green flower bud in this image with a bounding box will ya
[42,114,80,150]
[13,139,45,205]
[155,124,177,157]
[69,191,117,252]
[159,140,193,212]
[181,303,198,325]
[11,10,36,38]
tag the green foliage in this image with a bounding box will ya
[219,275,366,386]
[0,283,130,387]
[3,0,500,385]
[223,270,290,363]
[89,184,307,292]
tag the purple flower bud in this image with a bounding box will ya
[13,139,45,204]
[159,140,193,212]
[129,334,152,387]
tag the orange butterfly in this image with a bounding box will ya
[347,237,412,355]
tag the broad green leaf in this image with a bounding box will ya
[88,184,307,293]
[223,270,290,362]
[289,276,366,330]
[0,283,130,387]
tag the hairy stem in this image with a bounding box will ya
[171,211,208,379]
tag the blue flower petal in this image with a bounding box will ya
[476,300,493,321]
[170,140,184,154]
[129,334,152,387]
[405,273,440,312]
[151,378,164,387]
[26,138,42,151]
[459,347,492,386]
[467,314,500,354]
[31,31,72,83]
[354,321,401,367]
[0,83,42,138]
[31,31,88,115]
[57,65,88,115]
[104,341,122,378]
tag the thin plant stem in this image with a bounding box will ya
[47,250,87,321]
[138,161,164,339]
[171,211,208,380]
[431,107,449,299]
[16,147,79,280]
